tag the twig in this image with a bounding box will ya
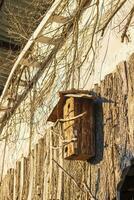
[82,182,96,200]
[97,0,127,36]
[54,111,87,127]
[52,158,85,192]
[51,137,77,150]
[121,5,134,42]
[53,159,96,199]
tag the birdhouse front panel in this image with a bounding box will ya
[63,97,81,158]
[63,96,95,160]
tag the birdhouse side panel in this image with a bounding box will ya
[81,100,95,158]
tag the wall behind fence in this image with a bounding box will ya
[0,53,134,200]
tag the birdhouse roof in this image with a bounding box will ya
[47,89,96,122]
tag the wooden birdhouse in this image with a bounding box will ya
[47,89,96,161]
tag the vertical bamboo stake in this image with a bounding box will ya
[27,150,34,200]
[49,128,53,199]
[13,168,16,200]
[43,132,50,200]
[57,122,64,200]
[0,137,7,183]
[13,161,21,200]
[19,156,24,200]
